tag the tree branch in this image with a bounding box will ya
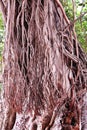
[74,11,87,23]
[63,11,87,33]
[0,0,7,25]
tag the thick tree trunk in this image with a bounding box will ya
[0,0,87,130]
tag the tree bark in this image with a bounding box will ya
[0,0,87,130]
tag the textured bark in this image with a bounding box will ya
[0,0,87,130]
[81,93,87,130]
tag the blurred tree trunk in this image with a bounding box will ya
[0,0,87,130]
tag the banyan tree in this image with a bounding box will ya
[0,0,87,130]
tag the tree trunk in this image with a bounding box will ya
[0,0,87,130]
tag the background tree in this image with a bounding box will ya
[61,0,87,52]
[0,0,87,130]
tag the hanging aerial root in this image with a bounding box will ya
[1,0,87,129]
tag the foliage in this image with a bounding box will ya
[0,12,4,91]
[62,0,87,53]
[0,12,4,62]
